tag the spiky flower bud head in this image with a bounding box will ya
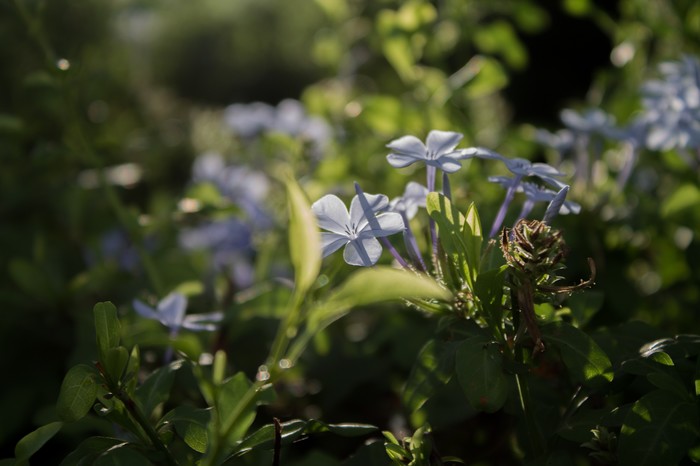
[501,219,569,285]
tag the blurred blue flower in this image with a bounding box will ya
[389,181,429,220]
[639,56,700,153]
[489,177,580,222]
[463,147,567,189]
[179,218,255,288]
[463,148,569,237]
[312,192,405,266]
[223,99,332,158]
[133,292,224,335]
[133,292,223,362]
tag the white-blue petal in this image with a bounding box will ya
[349,192,388,226]
[312,194,350,235]
[343,237,382,266]
[157,292,188,328]
[387,153,424,168]
[426,130,463,156]
[133,299,159,320]
[386,135,427,156]
[320,232,349,258]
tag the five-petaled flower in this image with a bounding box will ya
[311,193,404,266]
[133,292,224,336]
[386,130,465,174]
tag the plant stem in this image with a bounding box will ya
[116,391,180,466]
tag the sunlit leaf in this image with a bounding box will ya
[403,339,457,413]
[92,442,152,466]
[309,267,449,328]
[57,364,98,422]
[286,176,321,297]
[619,390,699,466]
[541,322,613,388]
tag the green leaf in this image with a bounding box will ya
[15,422,63,463]
[619,390,699,466]
[216,373,260,445]
[661,183,700,218]
[474,266,506,328]
[566,291,604,327]
[455,336,508,412]
[59,437,124,466]
[231,419,376,457]
[463,202,483,283]
[102,347,129,385]
[286,176,321,297]
[93,302,120,362]
[136,360,183,419]
[403,340,457,413]
[158,405,211,454]
[92,443,152,466]
[426,193,471,288]
[57,364,98,422]
[123,346,140,396]
[461,56,509,98]
[541,322,613,388]
[309,267,450,328]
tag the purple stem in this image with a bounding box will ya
[442,171,452,200]
[379,237,411,270]
[489,175,523,238]
[401,212,427,272]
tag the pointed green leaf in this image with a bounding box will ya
[463,202,483,284]
[159,406,211,454]
[136,360,182,419]
[93,302,120,362]
[619,390,699,466]
[455,336,508,412]
[286,176,321,297]
[57,364,98,422]
[93,443,152,466]
[474,266,506,327]
[403,339,457,413]
[541,322,613,388]
[59,437,123,466]
[15,421,63,462]
[309,267,450,328]
[102,347,129,385]
[426,193,472,289]
[123,345,140,396]
[217,373,258,444]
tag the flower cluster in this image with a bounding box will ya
[180,152,272,288]
[536,55,700,191]
[223,99,332,158]
[313,130,578,267]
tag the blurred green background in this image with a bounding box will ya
[2,0,700,462]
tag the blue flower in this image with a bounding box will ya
[386,130,465,174]
[639,56,700,152]
[389,181,429,220]
[463,147,568,190]
[133,293,224,335]
[311,192,405,266]
[179,218,255,288]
